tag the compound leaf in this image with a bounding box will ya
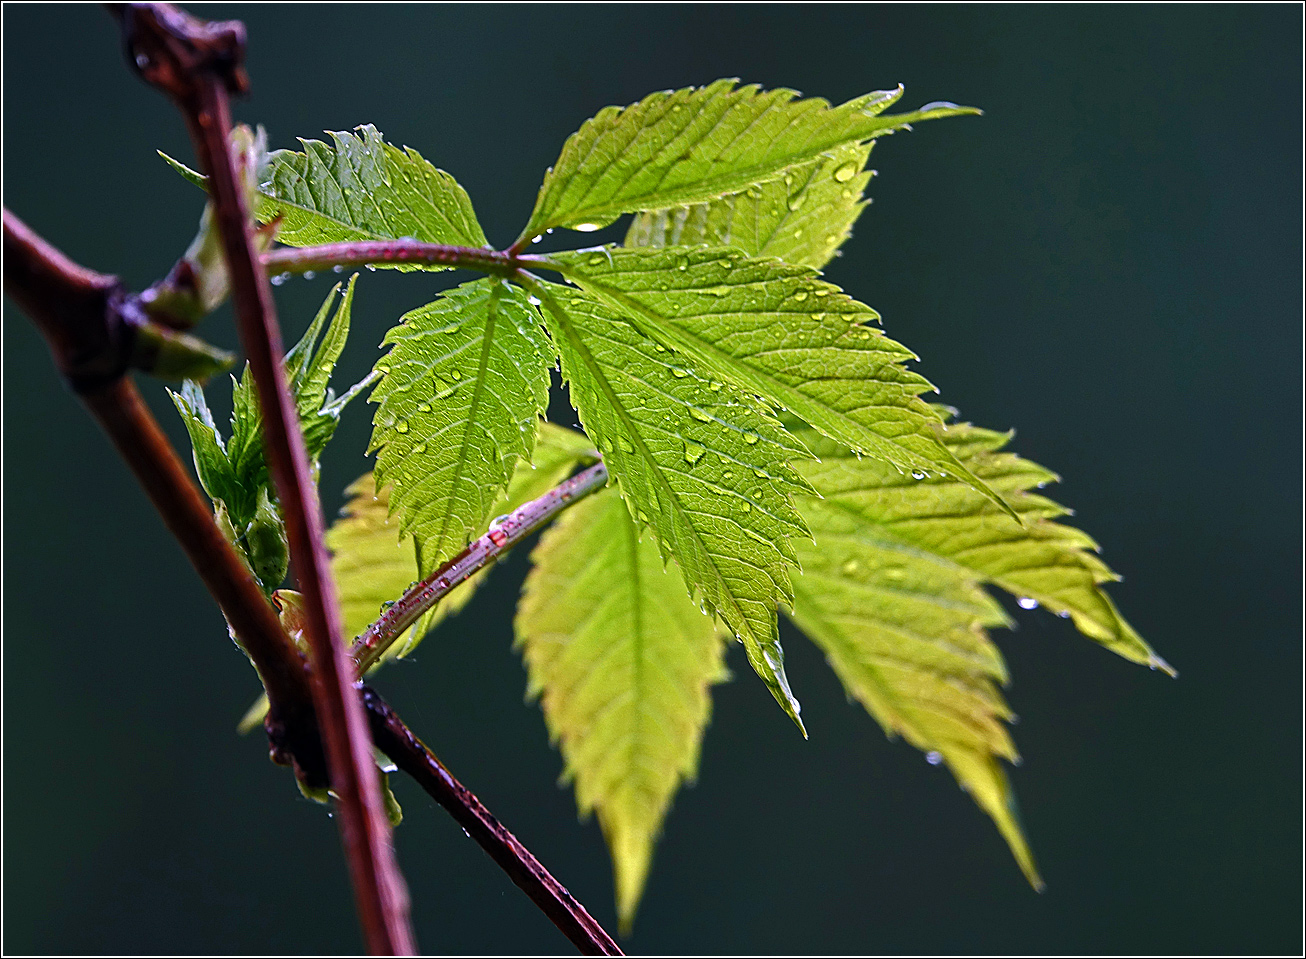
[517,487,728,931]
[369,278,552,575]
[258,124,487,261]
[520,80,975,240]
[534,280,809,732]
[551,246,1013,518]
[625,141,874,269]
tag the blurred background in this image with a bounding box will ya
[4,4,1301,955]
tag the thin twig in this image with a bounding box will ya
[361,686,623,957]
[262,241,547,278]
[119,4,415,952]
[352,462,609,674]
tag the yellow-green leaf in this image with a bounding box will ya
[625,142,874,269]
[520,80,976,240]
[517,487,727,931]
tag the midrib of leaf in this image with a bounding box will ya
[537,289,762,634]
[421,284,504,572]
[553,249,1016,521]
[522,81,977,239]
[534,282,806,731]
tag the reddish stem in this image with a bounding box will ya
[352,462,609,673]
[361,685,623,956]
[262,241,548,277]
[120,4,415,952]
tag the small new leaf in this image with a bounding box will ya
[519,79,976,241]
[258,124,487,261]
[517,488,728,932]
[534,279,809,732]
[369,279,552,575]
[551,246,1014,519]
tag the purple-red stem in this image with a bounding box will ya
[262,241,550,278]
[361,686,622,956]
[352,462,608,674]
[119,4,415,952]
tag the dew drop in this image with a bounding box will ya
[270,273,288,287]
[683,440,705,464]
[723,469,734,480]
[527,294,542,306]
[842,559,860,575]
[792,289,809,302]
[677,257,689,271]
[450,370,462,380]
[617,436,636,453]
[587,253,607,267]
[911,469,926,480]
[833,161,859,183]
[489,514,511,529]
[395,420,409,434]
[638,510,650,523]
[739,501,751,513]
[690,408,712,423]
[744,432,760,445]
[1017,597,1040,610]
[926,751,943,766]
[303,270,316,281]
[332,264,344,274]
[411,442,427,454]
[531,235,543,244]
[574,223,602,232]
[417,403,431,413]
[787,194,806,212]
[366,264,377,271]
[671,367,690,378]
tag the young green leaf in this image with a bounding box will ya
[625,142,874,270]
[550,246,1014,519]
[225,279,370,524]
[369,278,552,575]
[168,379,239,508]
[257,124,487,261]
[517,487,728,932]
[533,279,809,732]
[518,79,975,241]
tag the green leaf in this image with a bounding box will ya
[222,280,369,526]
[551,246,1015,519]
[168,380,238,507]
[625,142,874,270]
[258,124,487,261]
[157,149,207,189]
[369,278,552,575]
[533,279,809,732]
[517,487,727,931]
[784,416,1171,887]
[519,80,976,240]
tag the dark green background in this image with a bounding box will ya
[4,4,1301,955]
